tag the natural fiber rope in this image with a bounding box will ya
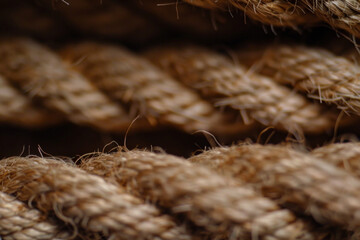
[312,142,360,176]
[0,37,340,135]
[182,0,315,26]
[80,150,324,240]
[145,45,337,134]
[189,144,360,230]
[59,42,220,132]
[237,44,360,114]
[183,0,360,38]
[0,191,70,240]
[0,157,192,240]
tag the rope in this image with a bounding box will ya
[183,0,360,38]
[145,45,337,134]
[80,150,327,240]
[237,44,360,114]
[0,37,340,135]
[0,191,70,240]
[0,157,192,240]
[189,144,360,230]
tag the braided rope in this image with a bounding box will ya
[0,37,340,135]
[0,157,192,240]
[0,191,70,240]
[237,44,360,114]
[189,144,360,230]
[80,150,326,240]
[145,45,337,134]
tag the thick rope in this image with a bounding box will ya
[59,42,220,132]
[0,157,192,240]
[80,150,325,240]
[183,0,315,26]
[0,191,70,240]
[189,144,360,230]
[237,44,360,114]
[311,142,360,175]
[145,45,337,134]
[183,0,360,38]
[0,74,57,127]
[0,37,340,135]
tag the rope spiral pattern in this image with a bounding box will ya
[4,142,360,239]
[0,37,343,135]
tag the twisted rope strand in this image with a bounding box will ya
[0,74,57,127]
[311,142,360,176]
[0,191,70,240]
[59,42,220,132]
[145,45,336,134]
[80,150,322,240]
[0,157,192,240]
[237,44,360,114]
[183,0,315,26]
[0,38,132,132]
[189,144,360,230]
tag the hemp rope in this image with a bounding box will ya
[189,144,360,230]
[145,45,337,134]
[182,0,315,26]
[237,44,360,115]
[183,0,360,38]
[311,142,360,176]
[0,157,192,240]
[80,150,325,240]
[0,191,70,240]
[0,37,340,135]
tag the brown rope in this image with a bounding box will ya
[237,44,360,114]
[80,150,324,240]
[59,42,221,132]
[0,74,58,127]
[189,144,360,230]
[0,157,192,240]
[0,37,342,135]
[0,191,70,240]
[312,142,360,176]
[145,45,337,134]
[183,0,360,38]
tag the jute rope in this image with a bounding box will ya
[145,45,337,134]
[0,191,70,240]
[312,142,360,176]
[189,144,360,230]
[183,0,360,38]
[0,157,192,240]
[182,0,315,26]
[80,150,326,240]
[237,44,360,114]
[0,37,341,135]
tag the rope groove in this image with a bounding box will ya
[0,37,341,135]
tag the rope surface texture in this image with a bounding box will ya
[3,143,360,239]
[0,37,355,136]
